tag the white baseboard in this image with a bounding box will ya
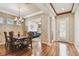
[42,42,51,46]
[54,40,74,44]
[68,41,74,44]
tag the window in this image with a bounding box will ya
[7,18,14,25]
[0,17,4,24]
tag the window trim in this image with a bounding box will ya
[0,17,4,25]
[6,18,14,25]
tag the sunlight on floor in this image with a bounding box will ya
[32,38,42,56]
[59,43,68,56]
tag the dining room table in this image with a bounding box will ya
[13,35,30,48]
[7,35,30,51]
[13,35,29,40]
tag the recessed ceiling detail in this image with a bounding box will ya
[0,3,41,17]
[50,3,74,15]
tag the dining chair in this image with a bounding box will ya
[9,31,21,51]
[4,32,11,50]
[21,38,28,49]
[27,32,33,49]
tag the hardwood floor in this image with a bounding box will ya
[40,42,59,56]
[0,41,79,56]
[67,43,79,56]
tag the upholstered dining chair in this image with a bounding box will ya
[4,32,11,50]
[21,38,28,49]
[27,32,33,49]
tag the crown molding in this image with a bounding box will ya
[24,11,43,18]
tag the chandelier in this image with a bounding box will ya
[14,7,24,24]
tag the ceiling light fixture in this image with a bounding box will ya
[14,7,24,24]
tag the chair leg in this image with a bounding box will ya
[5,43,9,50]
[5,44,8,50]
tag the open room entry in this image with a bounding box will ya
[56,15,69,43]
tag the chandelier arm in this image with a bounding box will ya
[15,7,24,24]
[19,7,21,18]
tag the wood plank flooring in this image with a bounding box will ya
[0,41,79,56]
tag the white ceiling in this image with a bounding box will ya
[0,3,77,18]
[52,3,73,14]
[0,3,41,17]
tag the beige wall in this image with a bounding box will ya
[41,14,49,44]
[74,6,79,52]
[69,14,74,43]
[0,12,23,44]
[41,14,55,45]
[56,13,74,43]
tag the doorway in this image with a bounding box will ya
[56,16,69,42]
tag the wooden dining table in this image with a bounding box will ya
[13,35,28,40]
[7,35,30,50]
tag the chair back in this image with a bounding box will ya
[27,32,33,44]
[4,32,8,42]
[28,32,33,39]
[9,31,14,42]
[27,32,33,49]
